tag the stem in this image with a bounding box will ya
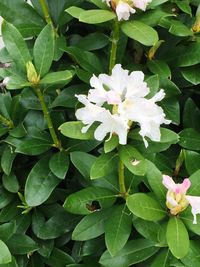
[39,0,55,30]
[109,20,120,75]
[109,20,126,196]
[34,87,62,150]
[118,159,126,195]
[0,114,14,129]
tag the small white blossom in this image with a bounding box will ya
[75,64,169,146]
[132,0,152,11]
[116,1,136,21]
[162,175,200,224]
[102,0,152,21]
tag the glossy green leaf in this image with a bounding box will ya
[150,249,170,267]
[49,151,69,180]
[179,128,200,150]
[121,20,159,46]
[1,145,16,176]
[127,193,166,221]
[181,65,200,85]
[105,205,132,256]
[0,240,12,264]
[90,152,118,179]
[40,70,74,86]
[118,145,146,176]
[79,10,116,24]
[6,234,38,255]
[72,209,109,241]
[59,121,95,140]
[166,217,189,259]
[33,24,54,77]
[2,173,19,193]
[100,239,159,267]
[63,187,116,215]
[15,138,52,155]
[25,156,60,206]
[185,151,200,175]
[2,21,31,71]
[147,60,171,78]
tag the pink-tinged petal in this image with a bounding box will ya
[106,91,121,105]
[162,175,176,191]
[180,178,191,194]
[185,195,200,224]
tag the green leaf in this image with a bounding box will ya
[43,248,74,267]
[150,249,170,267]
[6,234,38,255]
[90,152,118,179]
[2,21,32,71]
[25,156,60,206]
[147,60,171,78]
[187,169,200,195]
[121,20,159,46]
[79,10,116,24]
[118,145,146,176]
[63,187,116,215]
[181,240,200,267]
[33,24,54,77]
[2,173,19,193]
[145,160,166,202]
[65,6,85,19]
[185,151,200,175]
[181,65,200,85]
[180,209,200,236]
[70,151,96,179]
[104,135,118,153]
[166,217,189,259]
[105,205,132,256]
[0,222,16,242]
[1,145,16,176]
[0,240,12,264]
[40,70,74,86]
[59,121,95,140]
[169,20,193,37]
[63,46,103,74]
[0,0,45,37]
[49,151,69,180]
[179,128,200,150]
[77,32,109,51]
[15,138,52,155]
[100,239,159,267]
[175,42,200,67]
[183,98,200,131]
[72,209,109,241]
[127,193,166,221]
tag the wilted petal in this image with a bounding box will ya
[185,195,200,224]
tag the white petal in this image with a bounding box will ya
[185,195,200,224]
[116,2,135,21]
[132,0,152,11]
[99,64,129,95]
[126,71,149,98]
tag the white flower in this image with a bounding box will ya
[115,1,136,21]
[162,175,200,224]
[132,0,152,11]
[75,94,129,144]
[75,64,169,146]
[102,0,152,21]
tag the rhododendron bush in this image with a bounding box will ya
[0,0,200,266]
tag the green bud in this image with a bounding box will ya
[26,61,40,85]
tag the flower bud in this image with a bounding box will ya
[26,61,40,85]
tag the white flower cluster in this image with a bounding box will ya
[103,0,152,21]
[75,64,170,147]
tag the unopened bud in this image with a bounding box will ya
[2,77,10,86]
[192,4,200,33]
[26,61,40,85]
